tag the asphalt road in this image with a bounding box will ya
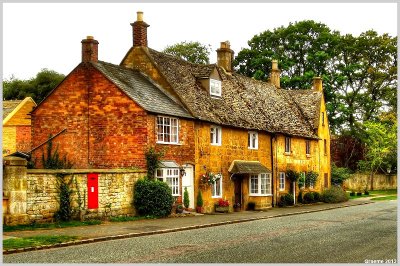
[4,200,397,263]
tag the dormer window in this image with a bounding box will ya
[210,79,222,97]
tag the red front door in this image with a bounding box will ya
[87,173,98,209]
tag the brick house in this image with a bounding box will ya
[31,11,330,212]
[3,97,36,156]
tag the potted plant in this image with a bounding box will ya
[215,198,229,213]
[176,204,184,214]
[196,191,204,213]
[183,187,190,210]
[233,202,241,212]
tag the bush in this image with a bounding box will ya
[321,186,349,203]
[364,190,369,196]
[331,164,352,186]
[183,187,190,208]
[247,202,256,210]
[297,190,303,203]
[133,178,174,217]
[303,191,321,204]
[350,191,355,196]
[278,193,294,207]
[196,190,203,207]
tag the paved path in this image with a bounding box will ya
[3,200,372,254]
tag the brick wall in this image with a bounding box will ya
[344,173,397,191]
[31,63,149,169]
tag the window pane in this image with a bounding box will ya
[266,174,271,194]
[250,175,258,194]
[260,174,266,194]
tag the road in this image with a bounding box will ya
[4,200,397,263]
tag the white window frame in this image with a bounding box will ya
[210,125,222,146]
[279,172,285,191]
[248,131,258,150]
[249,173,272,196]
[156,116,179,144]
[211,176,223,198]
[306,140,311,155]
[210,79,222,97]
[156,168,180,196]
[285,137,291,153]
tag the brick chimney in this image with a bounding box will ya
[217,41,234,72]
[313,77,323,92]
[81,36,99,63]
[131,11,149,47]
[270,60,280,88]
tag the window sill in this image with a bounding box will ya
[284,152,291,156]
[211,196,222,199]
[248,147,258,150]
[249,194,273,197]
[211,143,222,146]
[156,141,182,146]
[279,188,285,191]
[306,154,311,158]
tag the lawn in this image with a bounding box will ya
[347,189,397,200]
[3,220,102,232]
[3,235,79,250]
[370,195,397,201]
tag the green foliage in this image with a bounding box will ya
[133,178,174,217]
[305,171,319,188]
[331,164,352,186]
[3,69,65,104]
[196,190,203,207]
[145,147,164,178]
[41,136,73,169]
[303,191,321,204]
[321,186,349,203]
[162,41,211,64]
[234,20,397,135]
[277,193,294,207]
[54,174,73,222]
[109,215,157,222]
[357,118,397,175]
[3,235,78,250]
[297,190,303,203]
[286,169,300,182]
[3,220,101,232]
[183,187,190,208]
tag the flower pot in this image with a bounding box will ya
[196,206,204,213]
[215,206,229,213]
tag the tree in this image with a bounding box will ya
[162,41,211,64]
[357,114,397,190]
[3,69,65,104]
[234,21,397,135]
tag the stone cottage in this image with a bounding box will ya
[31,11,331,213]
[3,97,37,156]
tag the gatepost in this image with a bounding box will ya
[3,156,30,225]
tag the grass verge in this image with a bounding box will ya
[3,235,79,250]
[3,220,102,232]
[109,215,158,222]
[370,195,397,201]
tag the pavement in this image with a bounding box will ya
[3,199,372,254]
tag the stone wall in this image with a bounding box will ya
[344,173,397,191]
[3,156,146,225]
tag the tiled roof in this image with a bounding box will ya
[228,160,271,174]
[93,61,193,119]
[3,100,22,119]
[147,48,321,138]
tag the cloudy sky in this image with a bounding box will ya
[2,2,397,80]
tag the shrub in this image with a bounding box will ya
[331,164,352,186]
[297,190,304,203]
[247,201,256,210]
[286,170,300,182]
[183,187,190,208]
[133,178,174,217]
[321,186,349,203]
[196,190,203,207]
[305,171,318,188]
[278,193,294,207]
[364,190,369,196]
[145,147,164,178]
[303,192,315,204]
[356,192,362,196]
[303,191,321,204]
[350,190,356,196]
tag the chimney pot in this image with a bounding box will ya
[137,11,143,21]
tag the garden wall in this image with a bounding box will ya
[343,173,397,191]
[3,156,146,226]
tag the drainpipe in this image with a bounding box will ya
[270,134,275,207]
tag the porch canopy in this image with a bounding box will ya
[228,160,271,174]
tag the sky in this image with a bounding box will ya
[2,2,398,80]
